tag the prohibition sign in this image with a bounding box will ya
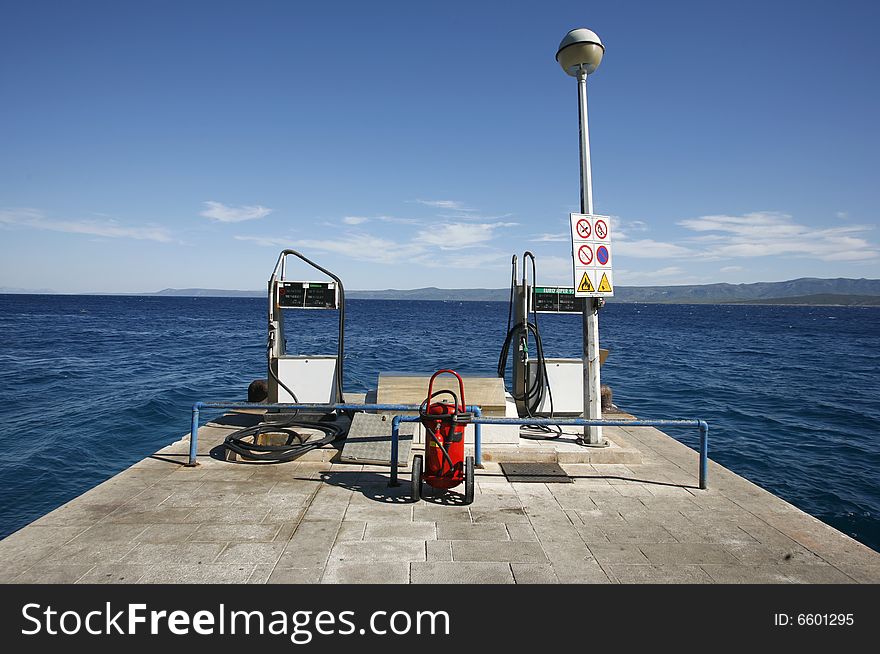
[576,219,591,239]
[594,219,608,239]
[596,245,609,265]
[577,244,594,265]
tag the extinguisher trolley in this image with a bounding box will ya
[412,369,475,504]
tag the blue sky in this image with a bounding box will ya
[1,0,878,293]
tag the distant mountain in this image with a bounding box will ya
[612,278,880,303]
[152,288,263,297]
[348,287,507,301]
[731,293,880,306]
[0,287,54,294]
[76,277,880,304]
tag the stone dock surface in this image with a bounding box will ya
[1,415,878,584]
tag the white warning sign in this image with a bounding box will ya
[570,213,613,298]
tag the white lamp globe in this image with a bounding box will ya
[556,28,604,76]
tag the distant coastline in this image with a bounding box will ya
[3,277,880,306]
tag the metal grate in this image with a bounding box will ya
[500,462,572,483]
[338,413,415,466]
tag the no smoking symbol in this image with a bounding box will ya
[576,219,591,239]
[594,219,608,239]
[578,245,593,265]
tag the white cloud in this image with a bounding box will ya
[615,266,701,286]
[530,233,569,242]
[678,211,878,262]
[414,222,517,249]
[200,201,272,223]
[720,265,743,273]
[415,199,471,211]
[614,238,694,258]
[341,215,420,226]
[233,235,289,248]
[0,208,173,242]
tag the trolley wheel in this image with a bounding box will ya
[463,455,475,505]
[411,455,423,502]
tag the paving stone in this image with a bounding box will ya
[780,565,858,584]
[364,521,436,541]
[335,521,367,541]
[411,562,514,584]
[344,503,414,522]
[724,542,824,566]
[136,523,202,543]
[52,541,138,565]
[608,565,713,584]
[122,542,225,565]
[189,524,281,542]
[505,523,538,542]
[470,507,529,523]
[138,564,254,584]
[588,543,650,565]
[541,541,597,565]
[699,565,795,584]
[329,540,426,564]
[426,540,453,562]
[267,567,324,584]
[67,523,149,543]
[322,562,410,584]
[13,564,94,584]
[451,541,546,563]
[183,507,272,524]
[511,563,559,584]
[276,520,340,568]
[413,505,472,523]
[638,543,739,565]
[552,561,614,583]
[215,542,286,564]
[77,565,152,584]
[832,563,880,584]
[248,564,275,584]
[105,506,194,524]
[437,523,508,541]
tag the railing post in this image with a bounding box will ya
[699,420,709,490]
[187,403,201,466]
[474,406,482,466]
[389,416,401,487]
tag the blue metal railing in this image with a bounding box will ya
[389,415,710,490]
[188,401,483,467]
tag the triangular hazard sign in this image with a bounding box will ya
[577,271,594,293]
[597,272,612,293]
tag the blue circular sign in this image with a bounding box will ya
[596,245,609,265]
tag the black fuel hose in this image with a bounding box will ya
[223,417,345,463]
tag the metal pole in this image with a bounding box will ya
[188,403,201,466]
[577,67,603,445]
[699,421,709,490]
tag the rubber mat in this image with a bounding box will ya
[338,413,415,466]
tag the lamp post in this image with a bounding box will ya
[557,28,606,445]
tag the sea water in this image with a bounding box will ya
[0,295,877,551]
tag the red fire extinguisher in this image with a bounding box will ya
[412,369,475,504]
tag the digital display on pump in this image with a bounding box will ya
[531,286,586,313]
[277,282,337,309]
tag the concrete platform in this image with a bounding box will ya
[1,415,878,584]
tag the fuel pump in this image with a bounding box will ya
[267,249,345,404]
[221,249,348,463]
[497,252,608,421]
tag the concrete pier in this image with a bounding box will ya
[1,413,878,584]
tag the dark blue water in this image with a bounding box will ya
[0,295,878,551]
